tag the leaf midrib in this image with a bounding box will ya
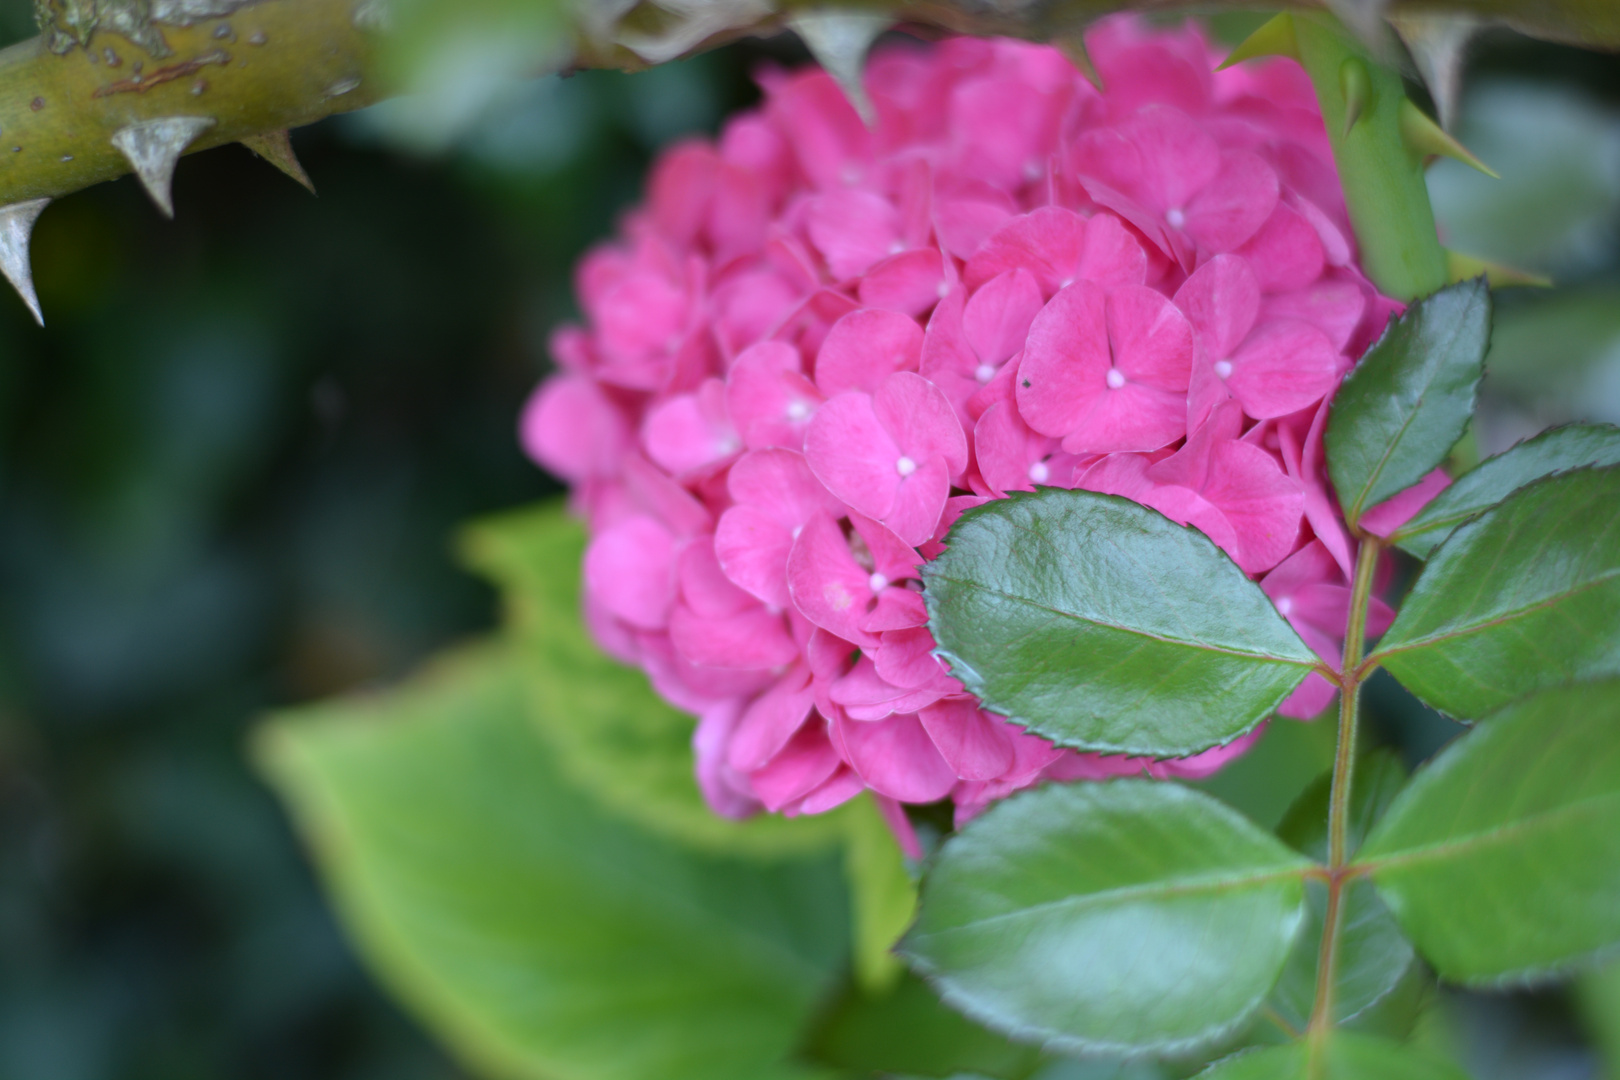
[1371,564,1620,660]
[1357,790,1620,873]
[932,574,1317,667]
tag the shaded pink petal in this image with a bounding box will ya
[919,287,984,421]
[975,402,1056,495]
[1150,723,1267,779]
[1184,151,1279,253]
[785,765,866,816]
[875,626,947,688]
[1360,468,1453,537]
[728,666,815,772]
[875,371,970,474]
[751,721,843,811]
[1225,322,1340,419]
[859,249,947,317]
[965,205,1088,293]
[714,505,795,608]
[521,375,631,482]
[831,711,959,803]
[1128,105,1220,211]
[1263,279,1366,353]
[726,341,823,451]
[583,515,677,630]
[807,189,899,279]
[1278,673,1337,719]
[1109,284,1195,390]
[815,309,925,396]
[669,603,798,670]
[1017,282,1110,438]
[830,658,952,720]
[679,540,754,618]
[693,701,761,819]
[804,392,904,519]
[934,197,1015,260]
[920,699,1016,781]
[965,269,1044,366]
[885,458,953,546]
[1175,255,1259,359]
[850,512,924,582]
[863,587,929,632]
[643,379,740,474]
[1203,439,1306,574]
[1236,202,1325,293]
[787,513,880,648]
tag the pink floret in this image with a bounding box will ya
[521,20,1436,830]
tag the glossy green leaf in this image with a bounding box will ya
[1390,424,1620,558]
[1270,753,1415,1029]
[1195,1031,1469,1079]
[1370,467,1620,718]
[1358,679,1620,984]
[903,780,1311,1055]
[1325,278,1491,527]
[257,646,849,1080]
[804,971,1044,1080]
[923,488,1317,758]
[461,504,844,855]
[845,793,918,993]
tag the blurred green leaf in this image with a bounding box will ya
[804,971,1044,1080]
[923,489,1316,758]
[1195,1031,1468,1079]
[1579,960,1620,1080]
[844,795,917,994]
[1359,679,1620,984]
[460,502,844,856]
[1371,467,1620,718]
[903,780,1311,1055]
[1325,279,1491,527]
[1276,750,1409,863]
[257,644,849,1080]
[1390,424,1620,558]
[1192,718,1339,832]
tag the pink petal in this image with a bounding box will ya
[643,379,740,474]
[1017,282,1111,439]
[725,341,823,451]
[964,269,1044,366]
[815,309,925,396]
[874,626,947,688]
[850,512,924,582]
[714,505,795,608]
[884,458,953,547]
[862,587,929,632]
[1263,280,1366,353]
[784,764,866,816]
[807,189,899,280]
[1225,322,1340,419]
[874,371,970,474]
[787,513,880,648]
[750,720,843,811]
[804,392,904,520]
[1236,202,1325,293]
[1184,151,1279,253]
[919,287,985,422]
[859,249,947,317]
[1059,382,1189,455]
[728,448,844,526]
[693,701,761,819]
[679,540,754,618]
[1127,105,1220,211]
[964,205,1088,294]
[1360,468,1453,537]
[729,666,816,772]
[1109,284,1195,391]
[668,602,798,670]
[919,699,1016,781]
[1278,674,1337,719]
[520,375,631,483]
[831,711,959,803]
[934,197,1015,261]
[974,401,1056,495]
[1174,255,1260,360]
[583,515,677,630]
[1204,439,1306,574]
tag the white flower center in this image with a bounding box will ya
[791,524,803,540]
[1166,207,1187,228]
[1105,369,1127,390]
[896,456,918,477]
[974,362,997,384]
[937,280,951,299]
[786,400,811,421]
[1214,360,1234,379]
[716,435,740,455]
[1028,460,1050,484]
[868,572,889,593]
[1023,160,1044,181]
[1277,597,1294,617]
[889,240,906,255]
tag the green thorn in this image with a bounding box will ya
[1399,99,1499,177]
[240,129,316,195]
[1217,13,1299,70]
[1339,57,1372,137]
[1056,34,1104,92]
[1446,250,1551,289]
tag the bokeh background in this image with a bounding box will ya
[0,5,1616,1077]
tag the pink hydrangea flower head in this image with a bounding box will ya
[522,19,1438,831]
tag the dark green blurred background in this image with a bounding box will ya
[0,5,1615,1077]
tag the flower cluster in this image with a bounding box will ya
[521,19,1419,839]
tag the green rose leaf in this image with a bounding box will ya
[902,780,1311,1055]
[923,488,1318,758]
[1390,423,1620,558]
[1195,1032,1469,1079]
[1369,467,1620,718]
[1358,679,1620,984]
[257,646,849,1080]
[1325,278,1491,528]
[1269,753,1415,1029]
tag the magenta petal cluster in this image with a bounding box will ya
[521,19,1424,836]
